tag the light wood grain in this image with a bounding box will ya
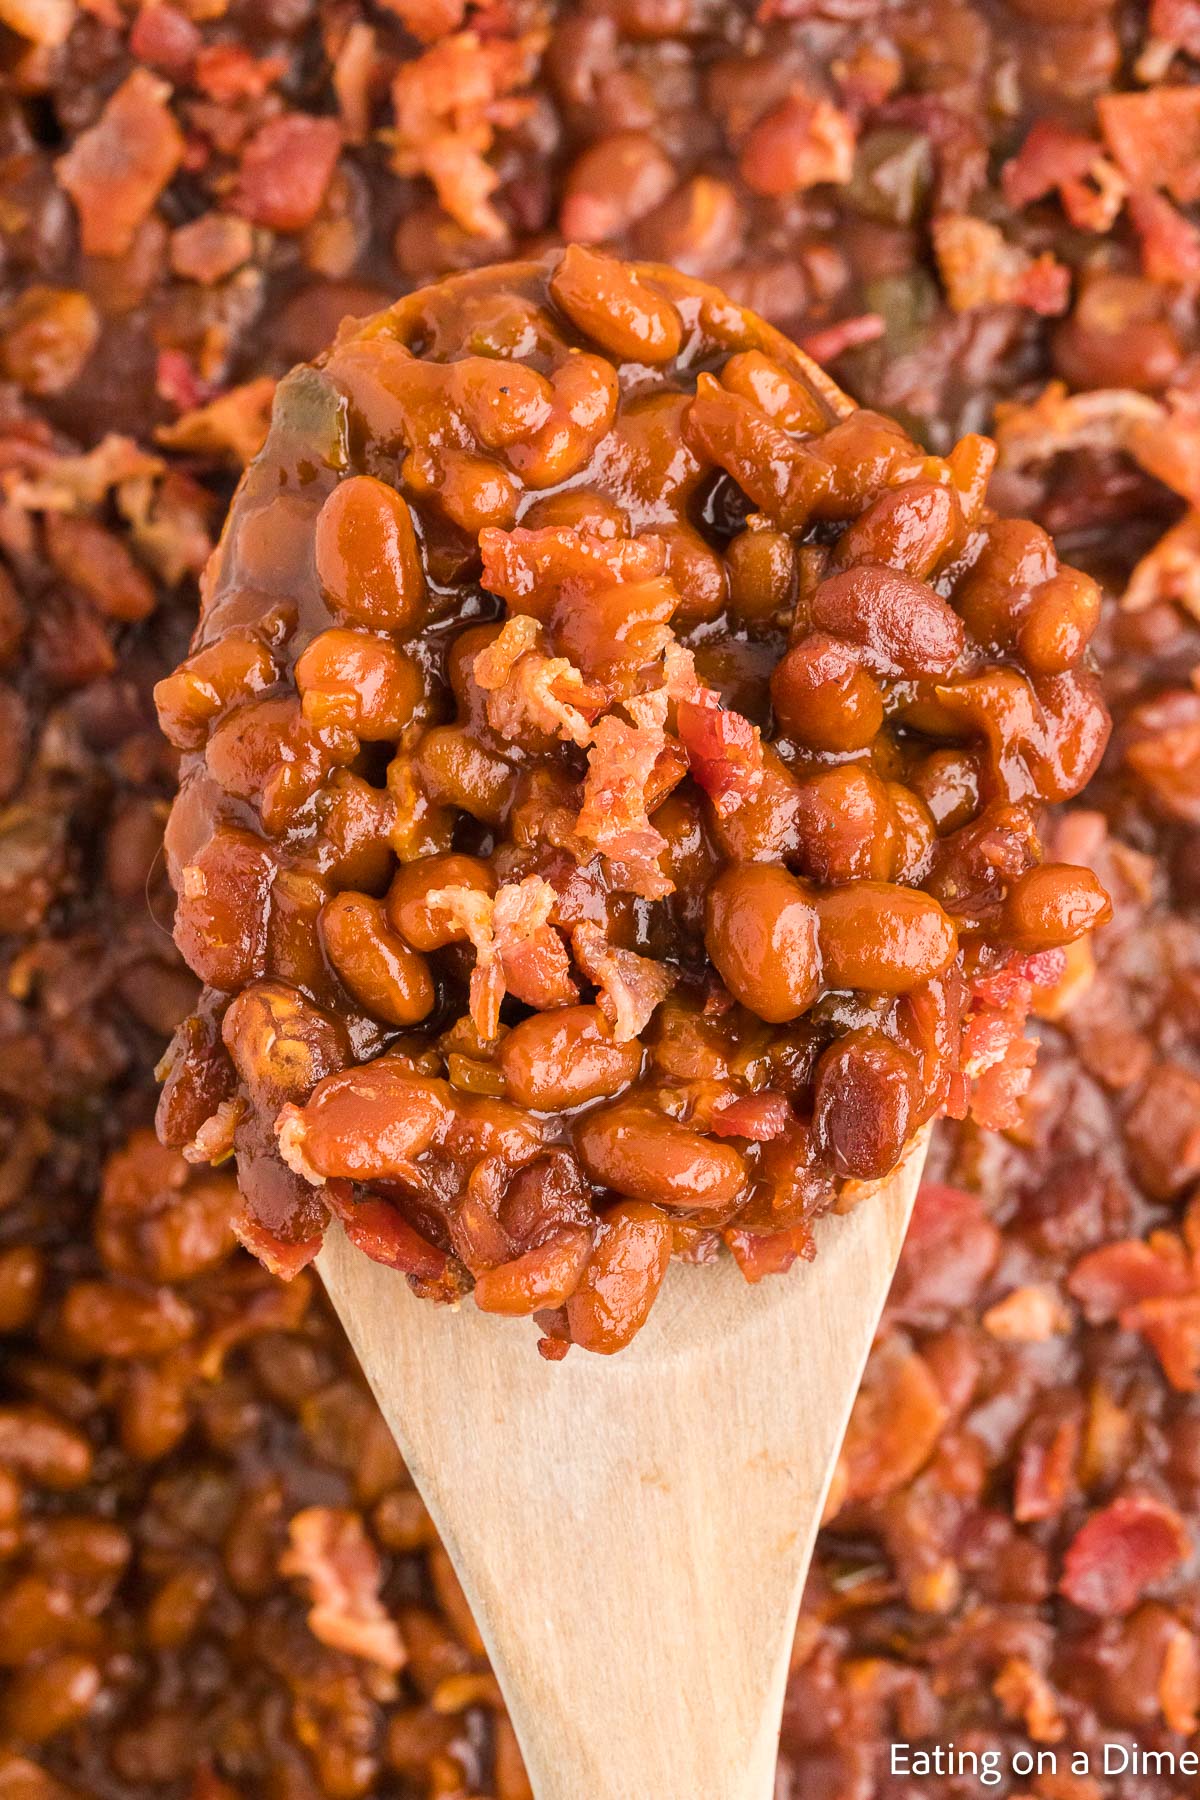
[319,1133,926,1800]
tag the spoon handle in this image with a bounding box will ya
[320,1139,925,1800]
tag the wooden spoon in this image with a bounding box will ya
[318,1132,927,1800]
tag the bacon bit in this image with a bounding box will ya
[724,1222,813,1283]
[182,1096,244,1166]
[231,1200,324,1281]
[232,114,343,233]
[570,920,675,1043]
[967,1029,1037,1131]
[119,468,213,585]
[57,69,184,258]
[931,214,1071,317]
[739,93,856,198]
[887,1182,1000,1326]
[128,5,200,74]
[799,313,885,363]
[156,348,210,415]
[1128,189,1200,284]
[378,0,467,40]
[472,615,603,748]
[833,1338,949,1508]
[1150,0,1200,56]
[1099,87,1200,205]
[1158,1620,1200,1736]
[324,1183,448,1282]
[1068,1237,1192,1320]
[1060,1495,1192,1615]
[193,44,287,103]
[1123,1294,1200,1391]
[710,1091,792,1141]
[282,1507,407,1671]
[3,433,164,515]
[983,1284,1071,1342]
[675,693,764,817]
[333,21,380,145]
[1001,120,1127,233]
[993,380,1162,471]
[155,377,276,467]
[390,31,543,239]
[426,875,575,1039]
[169,212,255,285]
[1126,509,1200,619]
[0,0,76,45]
[479,526,666,614]
[1015,1417,1080,1523]
[993,1658,1066,1743]
[575,715,675,897]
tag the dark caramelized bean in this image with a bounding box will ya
[809,566,966,678]
[813,1029,918,1180]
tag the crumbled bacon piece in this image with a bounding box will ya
[675,693,764,817]
[332,21,380,145]
[571,920,675,1043]
[1128,189,1200,284]
[710,1091,792,1140]
[1001,120,1126,232]
[281,1507,407,1670]
[1068,1237,1191,1320]
[193,44,287,103]
[1124,1295,1200,1392]
[324,1184,449,1282]
[724,1222,813,1282]
[378,0,467,40]
[155,378,276,467]
[1060,1495,1192,1615]
[992,1658,1066,1744]
[56,69,184,258]
[426,876,575,1039]
[473,615,603,748]
[932,214,1071,317]
[169,213,255,286]
[390,31,542,239]
[1150,0,1200,55]
[1099,87,1200,205]
[232,114,343,233]
[575,716,676,898]
[129,3,200,73]
[739,93,856,198]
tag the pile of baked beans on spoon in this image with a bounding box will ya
[154,248,1114,1799]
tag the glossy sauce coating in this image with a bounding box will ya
[154,250,1110,1358]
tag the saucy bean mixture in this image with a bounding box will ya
[154,250,1111,1353]
[0,0,1198,1793]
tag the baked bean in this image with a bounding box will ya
[1001,863,1113,952]
[813,1029,918,1179]
[810,566,965,678]
[550,244,682,364]
[705,863,822,1021]
[154,635,278,750]
[313,474,427,630]
[834,479,960,580]
[473,1226,593,1316]
[172,824,275,992]
[709,745,804,862]
[817,884,958,992]
[221,980,349,1111]
[792,765,894,883]
[0,1248,43,1334]
[911,748,981,833]
[771,633,884,752]
[576,1099,749,1212]
[295,628,424,738]
[564,1201,673,1353]
[500,1006,643,1110]
[1017,569,1102,675]
[387,854,497,950]
[1,1652,101,1743]
[320,891,436,1026]
[886,784,937,885]
[0,1407,92,1489]
[276,1060,450,1183]
[61,1281,195,1360]
[727,523,797,623]
[686,373,830,531]
[417,724,515,825]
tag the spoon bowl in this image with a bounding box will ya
[319,1133,927,1800]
